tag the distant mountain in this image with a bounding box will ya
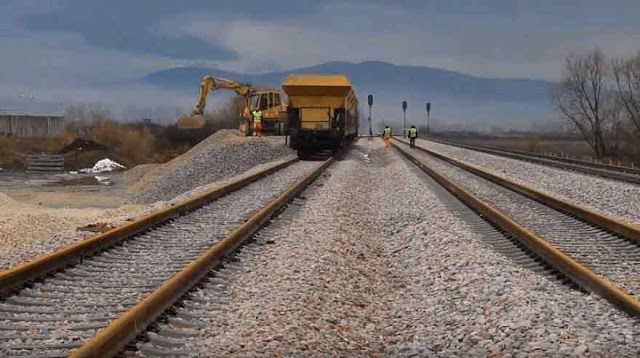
[140,61,556,131]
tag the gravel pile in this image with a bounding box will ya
[134,132,294,203]
[417,138,640,225]
[142,139,638,356]
[0,130,294,272]
[0,131,292,269]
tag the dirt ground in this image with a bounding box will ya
[0,148,173,253]
[0,168,151,253]
[0,161,162,206]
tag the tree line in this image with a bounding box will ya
[555,49,640,160]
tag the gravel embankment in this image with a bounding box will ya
[385,143,638,356]
[0,157,296,272]
[134,133,294,203]
[152,139,638,357]
[417,138,640,225]
[401,143,640,298]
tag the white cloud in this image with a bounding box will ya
[0,26,202,119]
[3,0,640,121]
[0,30,188,85]
[0,81,199,122]
[163,2,640,80]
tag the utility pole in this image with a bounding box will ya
[368,94,373,137]
[402,100,407,138]
[426,102,431,135]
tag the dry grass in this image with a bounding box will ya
[449,135,636,165]
[0,134,69,168]
[0,121,191,170]
[77,120,161,165]
[0,98,248,170]
[461,137,592,157]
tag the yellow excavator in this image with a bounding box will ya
[177,75,286,135]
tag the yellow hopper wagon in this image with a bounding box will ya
[282,74,359,157]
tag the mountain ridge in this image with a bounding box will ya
[142,61,552,98]
[139,61,555,130]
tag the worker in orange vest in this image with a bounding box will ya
[383,126,392,147]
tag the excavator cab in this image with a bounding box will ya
[242,91,285,135]
[248,91,281,112]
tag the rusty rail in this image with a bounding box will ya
[397,138,640,245]
[70,158,333,357]
[428,138,640,184]
[0,157,298,295]
[394,142,640,316]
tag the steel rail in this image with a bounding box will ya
[70,157,333,357]
[393,141,640,316]
[427,138,640,184]
[0,157,298,296]
[397,138,640,245]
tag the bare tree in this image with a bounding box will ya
[554,49,619,158]
[64,103,112,123]
[64,103,114,138]
[613,53,640,137]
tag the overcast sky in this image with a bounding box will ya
[2,0,640,117]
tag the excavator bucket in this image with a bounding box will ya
[177,114,206,129]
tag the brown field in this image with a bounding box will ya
[435,134,636,166]
[458,137,593,158]
[0,121,195,170]
[0,98,245,171]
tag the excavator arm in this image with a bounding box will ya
[178,75,256,130]
[191,75,255,116]
[177,74,284,136]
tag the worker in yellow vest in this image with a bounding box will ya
[252,109,263,137]
[383,126,392,147]
[408,125,418,148]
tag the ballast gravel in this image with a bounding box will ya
[401,143,640,298]
[0,161,323,356]
[165,139,638,357]
[134,135,293,204]
[187,141,393,356]
[418,138,640,225]
[387,143,638,356]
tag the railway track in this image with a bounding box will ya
[129,199,304,357]
[394,139,640,316]
[427,138,640,184]
[0,157,333,357]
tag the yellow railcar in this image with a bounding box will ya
[282,74,358,156]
